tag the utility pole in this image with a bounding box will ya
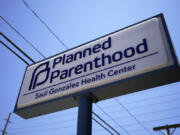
[1,112,12,135]
[153,124,180,135]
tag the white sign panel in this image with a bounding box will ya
[15,14,180,119]
[17,17,169,109]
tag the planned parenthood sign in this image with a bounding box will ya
[14,14,180,118]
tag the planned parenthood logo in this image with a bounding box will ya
[29,62,50,90]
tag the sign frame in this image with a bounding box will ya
[14,13,180,119]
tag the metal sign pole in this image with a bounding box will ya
[77,95,92,135]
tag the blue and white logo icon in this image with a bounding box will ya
[28,62,50,91]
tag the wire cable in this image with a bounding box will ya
[0,16,46,58]
[8,116,113,135]
[158,130,166,135]
[10,116,75,123]
[128,98,180,110]
[115,98,152,135]
[96,104,130,135]
[122,115,180,127]
[92,117,114,135]
[102,97,180,111]
[108,106,180,121]
[12,103,180,124]
[11,105,180,127]
[10,113,115,135]
[10,113,118,135]
[10,97,180,124]
[93,111,121,135]
[22,0,68,50]
[8,125,113,135]
[121,91,180,105]
[8,118,76,131]
[0,40,29,65]
[0,32,35,63]
[8,115,180,133]
[8,124,76,134]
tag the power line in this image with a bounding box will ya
[127,98,180,110]
[11,113,117,135]
[93,110,179,134]
[10,103,178,133]
[8,125,114,135]
[102,97,180,111]
[95,115,180,131]
[8,115,180,135]
[103,93,180,109]
[122,115,180,127]
[11,105,180,126]
[22,0,69,50]
[9,113,116,135]
[8,116,114,135]
[7,114,180,134]
[10,92,180,123]
[7,127,154,135]
[0,40,29,65]
[0,32,35,64]
[10,114,119,135]
[93,111,121,135]
[95,127,154,134]
[95,104,130,135]
[125,127,154,134]
[9,110,123,135]
[7,91,180,132]
[8,118,76,131]
[94,111,180,128]
[115,98,152,135]
[0,16,46,58]
[10,116,75,123]
[92,117,114,135]
[122,91,180,105]
[8,124,77,134]
[110,106,180,121]
[10,116,75,124]
[93,98,180,120]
